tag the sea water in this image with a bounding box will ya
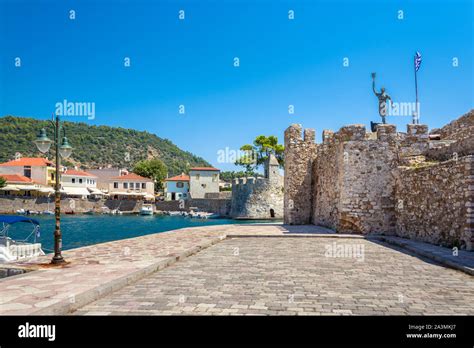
[4,215,268,252]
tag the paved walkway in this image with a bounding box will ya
[1,223,473,315]
[0,227,226,314]
[75,237,474,316]
[0,224,332,315]
[373,236,474,275]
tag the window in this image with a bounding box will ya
[141,183,146,189]
[24,166,31,178]
[79,178,83,184]
[51,173,55,181]
[124,182,128,189]
[201,184,207,188]
[177,182,184,188]
[195,174,200,180]
[212,174,218,182]
[114,182,118,189]
[72,178,76,184]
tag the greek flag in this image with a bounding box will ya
[414,51,422,72]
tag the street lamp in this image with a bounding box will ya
[34,114,73,264]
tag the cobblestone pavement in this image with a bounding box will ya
[75,237,474,316]
[0,227,226,314]
[0,224,332,315]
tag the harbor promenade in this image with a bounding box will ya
[1,224,473,315]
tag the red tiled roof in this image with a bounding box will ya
[110,173,153,182]
[0,157,54,167]
[63,169,97,178]
[189,167,220,171]
[165,174,190,182]
[0,174,34,183]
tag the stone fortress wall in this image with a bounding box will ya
[283,126,316,224]
[230,155,284,219]
[284,109,474,250]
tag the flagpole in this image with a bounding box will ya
[414,54,419,124]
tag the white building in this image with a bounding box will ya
[108,173,155,201]
[61,169,101,198]
[86,168,128,191]
[189,167,220,199]
[164,174,189,201]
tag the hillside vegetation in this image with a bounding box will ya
[0,116,210,176]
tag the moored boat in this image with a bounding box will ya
[140,204,154,216]
[0,215,45,263]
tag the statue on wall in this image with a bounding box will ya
[372,72,392,124]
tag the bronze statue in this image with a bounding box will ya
[372,72,392,124]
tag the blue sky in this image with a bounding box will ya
[0,0,472,171]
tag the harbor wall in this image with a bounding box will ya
[0,196,232,216]
[0,196,141,214]
[155,198,232,216]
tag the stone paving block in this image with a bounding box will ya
[75,237,474,316]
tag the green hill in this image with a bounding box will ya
[0,116,210,176]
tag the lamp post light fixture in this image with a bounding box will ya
[34,114,73,264]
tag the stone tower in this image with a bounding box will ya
[229,153,284,219]
[265,153,280,185]
[284,124,317,224]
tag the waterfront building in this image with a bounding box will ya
[219,181,232,190]
[189,167,220,199]
[0,174,54,197]
[108,173,155,200]
[86,168,129,191]
[0,157,56,186]
[164,173,190,201]
[61,169,103,198]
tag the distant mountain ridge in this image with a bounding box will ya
[0,116,210,176]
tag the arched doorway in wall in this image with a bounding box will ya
[270,208,275,218]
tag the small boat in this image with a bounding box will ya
[84,209,95,215]
[140,204,154,216]
[16,209,26,215]
[42,210,54,215]
[189,211,220,219]
[0,215,45,263]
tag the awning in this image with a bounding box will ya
[88,188,105,195]
[39,187,55,193]
[60,187,90,196]
[108,191,143,196]
[144,194,155,200]
[0,185,20,191]
[14,185,40,191]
